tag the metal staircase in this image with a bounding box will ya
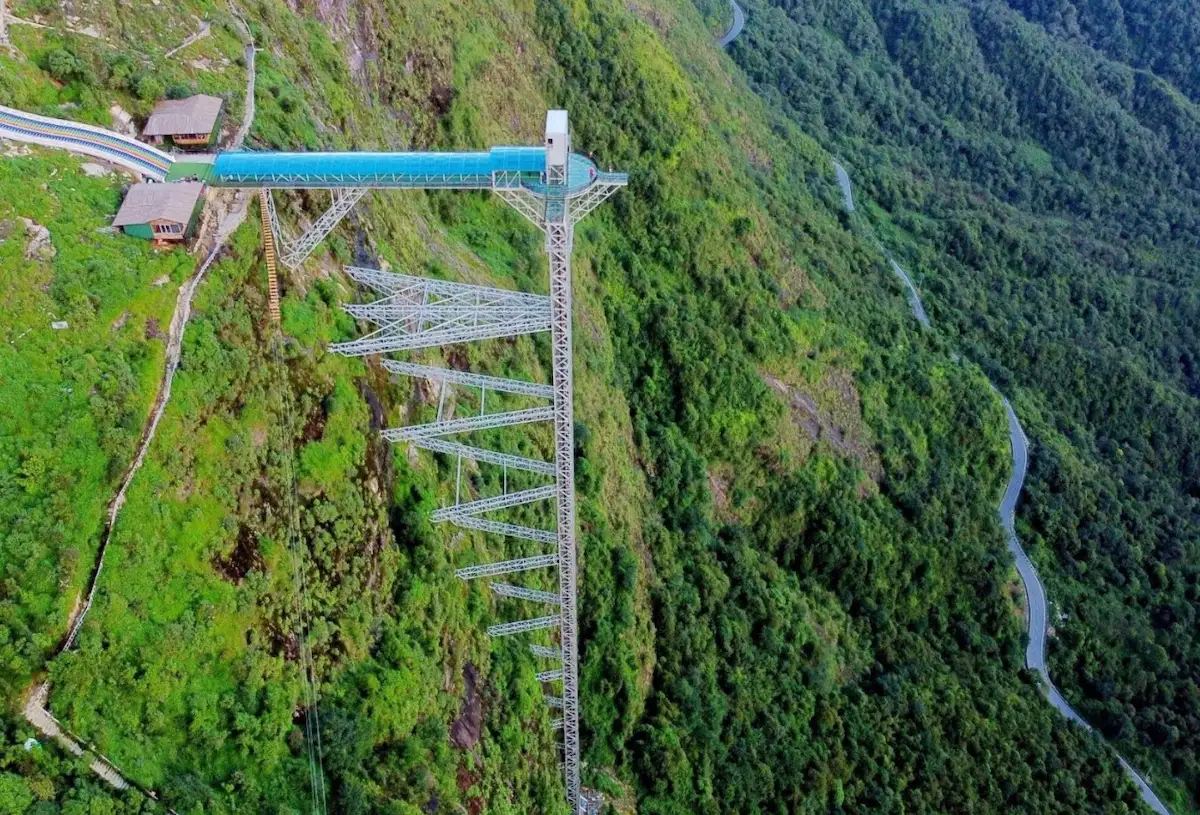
[258,190,281,322]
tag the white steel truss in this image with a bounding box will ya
[343,266,544,304]
[327,111,625,815]
[567,179,625,226]
[490,582,561,605]
[493,186,546,231]
[382,407,554,441]
[330,272,551,356]
[454,554,558,581]
[445,515,557,544]
[402,437,554,475]
[430,485,556,521]
[267,188,368,269]
[382,359,554,399]
[487,615,560,638]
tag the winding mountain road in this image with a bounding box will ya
[834,162,1173,815]
[717,0,745,47]
[887,260,929,327]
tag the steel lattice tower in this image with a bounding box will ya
[273,111,627,813]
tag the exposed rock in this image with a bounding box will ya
[51,321,69,330]
[0,219,13,240]
[144,317,166,340]
[108,104,137,137]
[449,663,482,750]
[761,370,882,487]
[111,311,130,331]
[80,162,111,177]
[708,470,730,510]
[19,218,55,261]
[151,275,171,287]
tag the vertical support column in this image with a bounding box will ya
[543,109,582,813]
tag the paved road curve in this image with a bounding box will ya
[887,260,930,327]
[717,0,745,47]
[1000,400,1170,814]
[833,160,854,212]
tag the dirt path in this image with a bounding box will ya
[164,19,210,58]
[62,193,249,653]
[228,4,255,149]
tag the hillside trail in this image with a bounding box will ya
[18,7,257,796]
[834,160,1172,815]
[163,19,210,59]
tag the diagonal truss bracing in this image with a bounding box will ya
[330,269,551,355]
[268,188,368,269]
[444,515,557,544]
[530,645,561,659]
[382,359,554,399]
[568,180,625,226]
[383,407,553,441]
[455,553,558,581]
[401,437,554,476]
[487,615,560,637]
[430,485,556,521]
[490,582,561,605]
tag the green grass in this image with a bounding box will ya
[0,148,192,698]
[165,161,214,182]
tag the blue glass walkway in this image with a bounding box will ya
[210,147,623,195]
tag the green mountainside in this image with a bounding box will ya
[727,0,1200,810]
[0,0,1193,814]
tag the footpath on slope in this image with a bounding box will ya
[835,159,1173,815]
[14,9,258,795]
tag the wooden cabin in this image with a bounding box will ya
[141,95,223,148]
[112,181,205,246]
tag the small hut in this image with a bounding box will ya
[142,95,223,148]
[113,182,205,245]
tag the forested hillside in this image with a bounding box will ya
[726,0,1200,809]
[0,0,1189,813]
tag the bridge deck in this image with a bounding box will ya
[211,147,625,195]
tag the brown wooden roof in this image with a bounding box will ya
[113,182,205,226]
[142,95,223,137]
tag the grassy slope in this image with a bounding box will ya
[0,150,190,700]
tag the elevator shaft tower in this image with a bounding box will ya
[212,111,625,813]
